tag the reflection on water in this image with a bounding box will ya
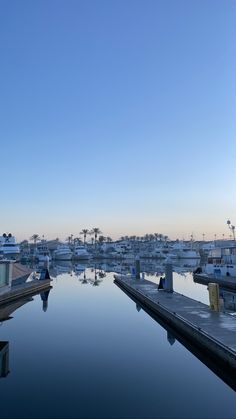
[0,342,9,378]
[1,260,236,418]
[0,288,51,379]
[40,289,51,312]
[117,283,236,392]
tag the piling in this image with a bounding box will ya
[135,256,141,280]
[208,283,220,311]
[164,259,173,292]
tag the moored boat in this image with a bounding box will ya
[53,244,72,261]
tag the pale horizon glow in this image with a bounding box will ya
[1,0,235,242]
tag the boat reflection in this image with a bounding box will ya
[50,261,73,278]
[116,282,236,392]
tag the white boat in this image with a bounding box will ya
[53,244,72,261]
[0,233,20,259]
[73,245,90,260]
[204,246,236,277]
[168,241,200,259]
[35,241,52,262]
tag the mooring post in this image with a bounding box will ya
[135,256,141,280]
[208,283,220,311]
[164,259,173,292]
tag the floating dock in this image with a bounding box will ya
[114,274,236,372]
[0,279,52,306]
[194,273,236,290]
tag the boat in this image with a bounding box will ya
[34,241,52,262]
[53,244,72,261]
[73,245,91,260]
[0,233,20,259]
[168,241,200,259]
[203,246,236,277]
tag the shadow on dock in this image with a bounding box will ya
[115,281,236,392]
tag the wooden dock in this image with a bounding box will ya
[0,279,52,305]
[194,272,236,290]
[114,274,236,373]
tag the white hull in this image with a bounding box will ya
[169,251,200,259]
[36,254,52,262]
[1,251,20,259]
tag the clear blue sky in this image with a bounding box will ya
[0,0,235,241]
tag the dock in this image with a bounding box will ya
[114,274,236,373]
[0,279,52,306]
[194,272,236,290]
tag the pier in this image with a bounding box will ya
[114,274,236,372]
[194,272,236,290]
[0,279,52,306]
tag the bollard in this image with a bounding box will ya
[164,260,173,292]
[158,277,165,290]
[135,256,141,280]
[208,283,220,311]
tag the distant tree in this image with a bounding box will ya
[73,237,82,245]
[30,234,40,245]
[66,234,73,245]
[106,237,113,242]
[90,228,102,244]
[98,235,106,243]
[80,229,90,244]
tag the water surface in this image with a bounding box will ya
[0,261,236,418]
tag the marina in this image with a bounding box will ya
[2,0,235,417]
[0,262,236,419]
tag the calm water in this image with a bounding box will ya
[0,260,236,419]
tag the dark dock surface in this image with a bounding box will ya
[194,272,236,290]
[114,274,236,371]
[0,279,52,305]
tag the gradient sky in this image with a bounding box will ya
[0,0,236,241]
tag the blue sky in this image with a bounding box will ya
[0,0,236,241]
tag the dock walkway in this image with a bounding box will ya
[0,279,52,305]
[194,273,236,290]
[114,275,236,371]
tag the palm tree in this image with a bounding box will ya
[30,234,40,256]
[66,234,73,245]
[90,228,102,244]
[98,235,106,243]
[80,229,90,244]
[30,234,40,246]
[73,237,82,245]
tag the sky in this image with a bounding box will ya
[0,0,236,242]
